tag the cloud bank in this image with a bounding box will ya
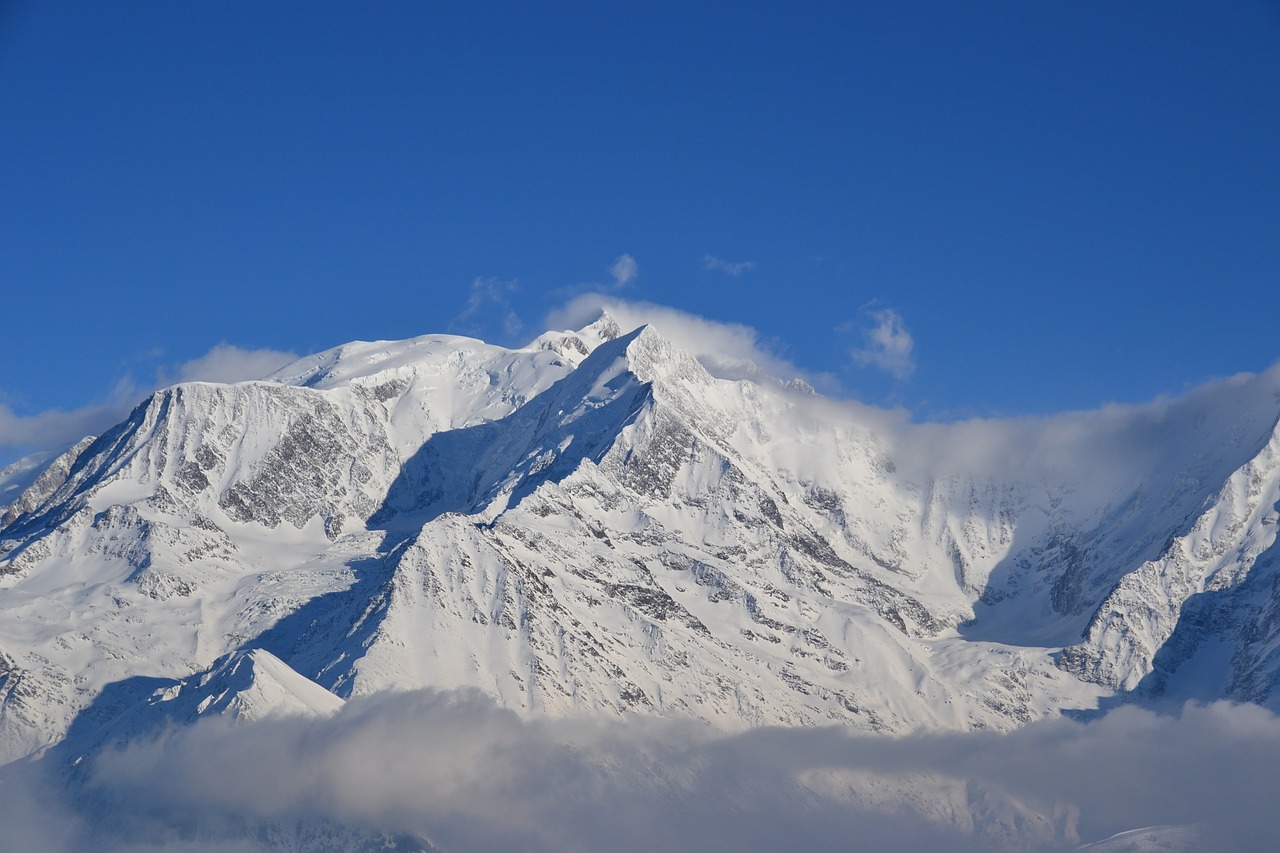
[2,693,1275,851]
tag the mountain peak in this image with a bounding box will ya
[581,310,623,343]
[528,310,627,365]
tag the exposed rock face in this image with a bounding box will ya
[2,314,1280,767]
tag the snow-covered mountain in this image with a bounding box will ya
[3,313,1280,776]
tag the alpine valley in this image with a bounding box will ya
[3,313,1280,851]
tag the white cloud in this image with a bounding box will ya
[544,293,838,392]
[0,692,1261,851]
[0,373,143,462]
[852,308,915,380]
[548,254,639,301]
[544,297,1280,525]
[0,401,131,458]
[703,255,756,276]
[165,343,299,385]
[0,345,299,465]
[610,254,638,289]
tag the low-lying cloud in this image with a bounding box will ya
[2,693,1275,852]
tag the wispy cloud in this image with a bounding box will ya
[0,400,132,460]
[549,254,640,301]
[610,254,638,289]
[0,345,299,465]
[703,255,756,276]
[451,276,523,340]
[851,308,915,380]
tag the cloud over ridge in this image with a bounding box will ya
[545,293,837,392]
[0,344,298,463]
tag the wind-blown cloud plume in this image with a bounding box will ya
[545,296,1280,531]
[545,293,838,391]
[703,255,756,276]
[851,308,915,379]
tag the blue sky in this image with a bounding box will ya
[2,1,1278,466]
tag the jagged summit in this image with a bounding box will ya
[528,310,626,365]
[2,319,1280,773]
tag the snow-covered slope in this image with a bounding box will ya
[2,315,1280,770]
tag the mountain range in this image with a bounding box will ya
[3,313,1280,850]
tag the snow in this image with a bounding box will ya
[1,310,1279,784]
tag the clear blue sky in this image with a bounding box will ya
[2,1,1279,465]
